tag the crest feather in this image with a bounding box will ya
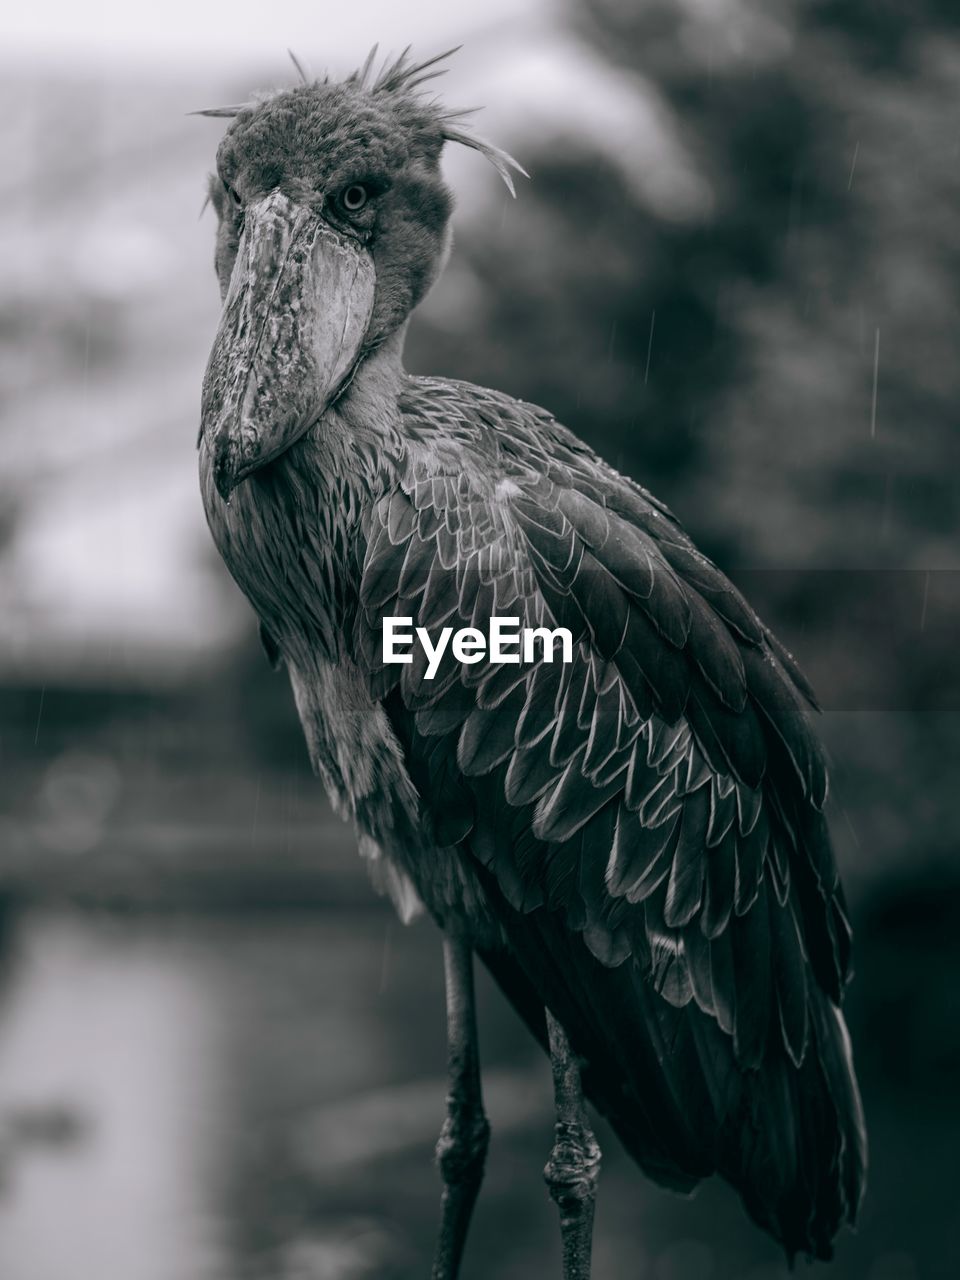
[189,104,251,118]
[360,45,528,196]
[288,48,310,84]
[353,43,380,89]
[369,44,462,94]
[441,126,529,198]
[190,45,528,196]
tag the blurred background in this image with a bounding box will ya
[1,1,958,1276]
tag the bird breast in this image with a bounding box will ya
[198,426,369,665]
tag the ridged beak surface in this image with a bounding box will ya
[201,189,376,499]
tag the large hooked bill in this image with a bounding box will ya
[200,189,376,499]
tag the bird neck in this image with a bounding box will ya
[334,325,408,444]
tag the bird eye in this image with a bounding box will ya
[223,181,242,208]
[339,183,369,213]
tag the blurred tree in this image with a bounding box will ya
[406,0,960,881]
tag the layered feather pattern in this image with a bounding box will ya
[351,376,865,1259]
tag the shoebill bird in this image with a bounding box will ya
[196,48,866,1279]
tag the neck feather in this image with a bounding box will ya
[334,325,407,442]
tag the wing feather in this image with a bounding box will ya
[349,376,863,1258]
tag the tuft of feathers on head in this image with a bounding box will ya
[190,44,528,196]
[287,48,311,85]
[190,104,252,118]
[438,123,528,197]
[358,44,462,94]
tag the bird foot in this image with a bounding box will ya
[544,1118,602,1279]
[545,1010,601,1279]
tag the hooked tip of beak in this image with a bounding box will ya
[213,436,244,502]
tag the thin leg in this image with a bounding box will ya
[431,934,490,1280]
[544,1009,602,1280]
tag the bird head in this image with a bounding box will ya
[198,47,524,499]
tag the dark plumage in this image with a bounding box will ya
[196,48,866,1276]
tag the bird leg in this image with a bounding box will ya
[544,1009,602,1280]
[431,934,490,1280]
